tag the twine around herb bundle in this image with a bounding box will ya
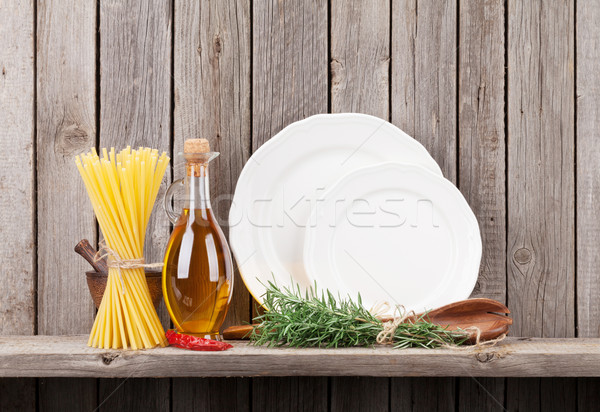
[374,303,506,348]
[94,240,163,293]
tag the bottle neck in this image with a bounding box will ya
[185,163,211,210]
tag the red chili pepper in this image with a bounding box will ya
[166,330,233,351]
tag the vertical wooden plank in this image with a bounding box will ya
[36,0,97,409]
[98,379,169,411]
[330,0,390,410]
[98,0,172,410]
[172,378,250,411]
[506,0,575,411]
[391,378,455,412]
[0,1,36,408]
[392,0,457,181]
[252,378,327,412]
[172,0,251,408]
[252,0,328,409]
[457,378,505,412]
[390,1,456,410]
[253,0,328,147]
[576,0,600,408]
[576,0,600,342]
[457,0,505,409]
[0,0,36,337]
[330,0,389,118]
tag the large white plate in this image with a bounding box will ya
[303,162,481,313]
[229,113,443,304]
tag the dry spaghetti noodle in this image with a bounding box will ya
[76,146,169,349]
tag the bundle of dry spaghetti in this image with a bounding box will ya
[76,147,169,349]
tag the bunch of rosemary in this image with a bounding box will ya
[250,282,469,349]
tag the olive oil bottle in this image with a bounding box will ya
[162,139,233,340]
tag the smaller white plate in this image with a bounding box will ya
[303,162,481,313]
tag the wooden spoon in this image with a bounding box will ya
[397,298,512,344]
[222,298,512,343]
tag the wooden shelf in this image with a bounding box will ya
[1,335,599,378]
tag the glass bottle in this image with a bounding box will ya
[162,139,233,340]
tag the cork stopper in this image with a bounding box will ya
[184,139,212,177]
[184,138,210,154]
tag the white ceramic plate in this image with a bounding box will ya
[303,162,481,314]
[229,113,443,304]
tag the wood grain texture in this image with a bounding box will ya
[36,0,97,409]
[3,336,600,378]
[457,0,506,409]
[172,378,250,412]
[331,377,388,412]
[331,0,389,117]
[174,0,251,330]
[391,378,455,412]
[0,0,36,337]
[173,0,251,407]
[252,0,328,150]
[330,0,390,409]
[576,1,600,408]
[506,0,575,410]
[457,378,505,412]
[507,0,575,340]
[36,0,96,334]
[252,0,328,409]
[252,378,327,412]
[0,0,36,408]
[39,378,96,410]
[99,1,172,410]
[391,1,458,410]
[98,379,170,411]
[458,0,505,303]
[576,0,600,340]
[392,0,457,182]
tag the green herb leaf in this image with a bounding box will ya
[250,281,469,349]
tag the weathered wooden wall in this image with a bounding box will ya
[0,0,598,410]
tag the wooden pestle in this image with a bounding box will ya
[74,239,108,273]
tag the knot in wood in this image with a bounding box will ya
[213,35,222,54]
[102,352,119,365]
[55,123,92,157]
[475,352,495,363]
[514,248,532,264]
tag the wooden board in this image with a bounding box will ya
[252,378,327,412]
[391,378,455,411]
[99,0,172,410]
[390,1,458,410]
[173,0,252,408]
[1,336,600,378]
[391,0,457,181]
[35,0,98,409]
[330,0,390,409]
[576,1,600,409]
[506,0,575,410]
[252,0,328,409]
[172,378,250,411]
[0,2,37,406]
[457,0,506,409]
[0,0,36,337]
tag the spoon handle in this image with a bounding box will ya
[74,239,108,273]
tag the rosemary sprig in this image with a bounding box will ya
[251,281,469,349]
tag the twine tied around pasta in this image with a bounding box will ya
[94,240,163,293]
